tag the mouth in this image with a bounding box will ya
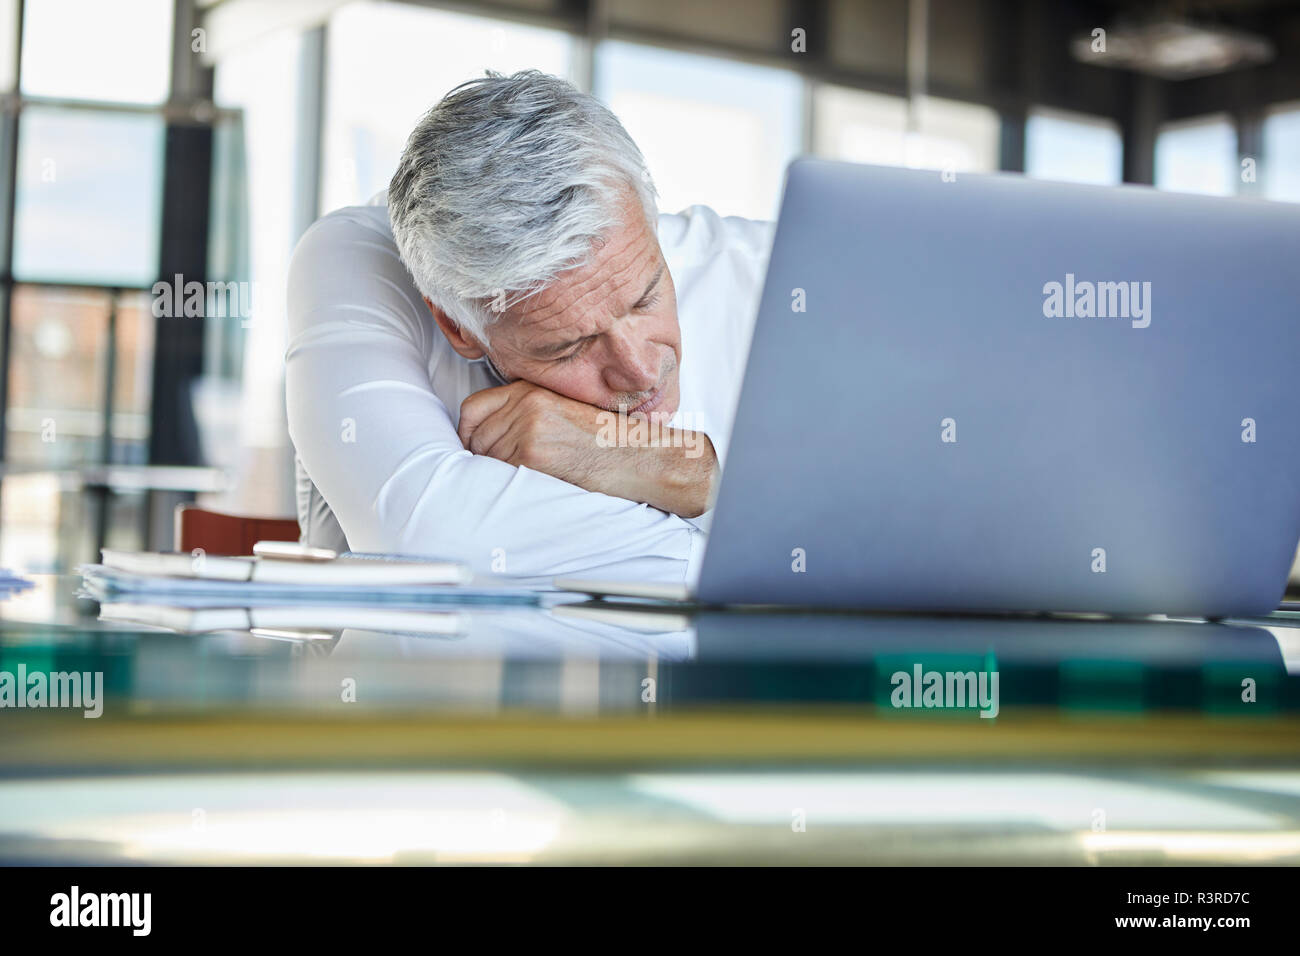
[628,382,667,415]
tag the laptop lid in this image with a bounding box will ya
[698,158,1300,616]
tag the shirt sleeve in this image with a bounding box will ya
[284,209,706,585]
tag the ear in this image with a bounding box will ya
[425,297,485,360]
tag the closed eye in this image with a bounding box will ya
[553,338,592,363]
[633,291,662,312]
[631,266,665,312]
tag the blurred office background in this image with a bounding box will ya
[0,0,1297,572]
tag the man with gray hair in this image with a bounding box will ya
[286,70,773,585]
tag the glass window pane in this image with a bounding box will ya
[5,285,109,467]
[21,0,172,104]
[905,96,1000,173]
[321,0,575,212]
[205,114,250,383]
[1025,108,1122,185]
[813,85,998,175]
[595,40,803,221]
[13,107,164,287]
[813,85,907,165]
[1262,104,1300,203]
[4,285,154,468]
[1155,116,1237,196]
[213,25,301,322]
[212,27,306,486]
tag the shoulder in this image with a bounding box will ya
[291,201,397,269]
[287,200,431,353]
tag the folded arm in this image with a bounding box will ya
[455,380,720,519]
[285,213,706,584]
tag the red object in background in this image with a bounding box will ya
[173,505,301,556]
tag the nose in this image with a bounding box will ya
[601,323,661,395]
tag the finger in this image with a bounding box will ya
[476,413,525,465]
[493,416,536,468]
[466,402,517,457]
[457,383,519,446]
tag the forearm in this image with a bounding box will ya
[297,413,703,582]
[457,382,720,520]
[288,350,702,583]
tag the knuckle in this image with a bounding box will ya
[517,436,544,468]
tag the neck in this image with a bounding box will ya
[482,351,511,385]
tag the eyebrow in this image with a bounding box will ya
[535,264,665,357]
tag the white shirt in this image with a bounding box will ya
[285,192,774,586]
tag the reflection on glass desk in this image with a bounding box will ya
[1,575,1299,865]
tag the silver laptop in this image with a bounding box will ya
[557,158,1300,617]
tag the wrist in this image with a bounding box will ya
[639,430,717,517]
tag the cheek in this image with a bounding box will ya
[658,317,683,360]
[531,360,606,404]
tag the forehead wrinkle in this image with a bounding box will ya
[513,233,657,340]
[532,231,643,320]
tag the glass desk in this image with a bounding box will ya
[2,575,1298,865]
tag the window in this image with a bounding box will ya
[812,84,999,174]
[1262,104,1300,203]
[595,40,803,221]
[21,0,173,105]
[212,26,304,335]
[1025,108,1122,185]
[205,113,251,383]
[1155,115,1237,196]
[0,0,175,573]
[320,0,575,213]
[813,85,908,166]
[12,107,165,287]
[904,96,1000,173]
[4,286,153,468]
[211,26,311,467]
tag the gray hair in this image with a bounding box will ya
[388,70,658,344]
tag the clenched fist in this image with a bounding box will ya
[457,380,717,517]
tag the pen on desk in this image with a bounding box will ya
[252,541,338,562]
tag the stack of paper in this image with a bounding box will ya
[80,548,567,606]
